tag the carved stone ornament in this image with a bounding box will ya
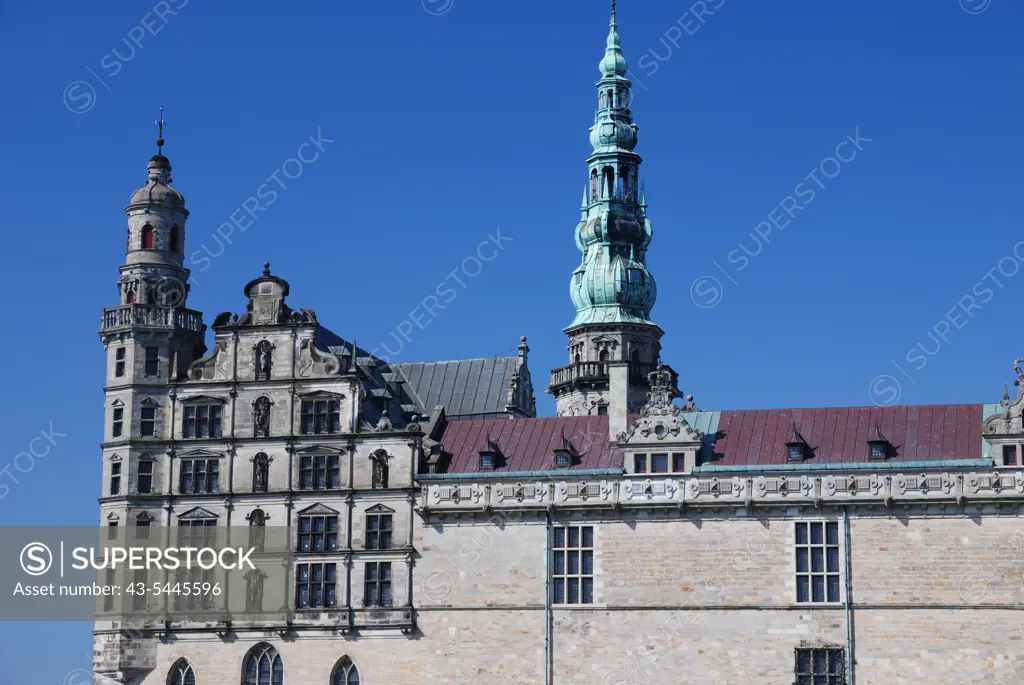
[617,365,703,444]
[255,340,274,381]
[188,340,229,381]
[297,338,341,377]
[253,396,272,437]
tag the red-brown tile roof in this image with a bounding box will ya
[438,416,620,473]
[706,404,984,466]
[434,404,986,473]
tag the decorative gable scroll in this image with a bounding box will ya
[617,365,703,444]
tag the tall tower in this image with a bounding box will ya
[99,119,206,475]
[548,3,679,434]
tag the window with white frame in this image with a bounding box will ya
[112,404,124,438]
[365,511,393,550]
[180,459,219,494]
[300,399,341,435]
[552,525,594,604]
[299,455,340,490]
[298,513,339,552]
[795,521,840,603]
[182,404,223,438]
[110,462,122,495]
[140,401,157,437]
[137,458,154,494]
[296,562,337,609]
[363,562,392,607]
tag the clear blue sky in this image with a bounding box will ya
[0,0,1022,680]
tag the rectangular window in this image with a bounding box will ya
[552,525,594,605]
[300,400,341,435]
[298,515,339,553]
[795,647,845,685]
[140,406,156,437]
[173,565,217,612]
[107,521,119,540]
[110,463,121,496]
[297,563,337,609]
[115,347,126,378]
[480,453,494,470]
[137,460,153,494]
[672,453,686,472]
[298,455,341,490]
[597,405,608,416]
[182,404,223,439]
[112,407,124,438]
[796,522,841,603]
[633,454,647,473]
[134,520,151,541]
[869,443,886,460]
[366,513,393,550]
[179,459,219,494]
[651,453,668,473]
[177,519,216,547]
[103,568,116,612]
[144,347,159,377]
[132,569,148,611]
[364,562,392,607]
[1003,444,1018,466]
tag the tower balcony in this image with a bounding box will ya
[101,304,203,334]
[548,361,656,394]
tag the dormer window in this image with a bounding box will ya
[554,450,571,469]
[786,427,809,462]
[867,425,891,461]
[480,452,496,471]
[1003,444,1018,466]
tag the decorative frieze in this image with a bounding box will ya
[419,470,1024,513]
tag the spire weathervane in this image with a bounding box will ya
[155,105,167,154]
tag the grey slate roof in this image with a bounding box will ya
[393,358,527,421]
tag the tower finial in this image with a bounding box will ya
[155,105,167,154]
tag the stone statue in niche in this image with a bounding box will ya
[371,452,389,489]
[245,568,267,611]
[255,340,273,380]
[253,397,271,438]
[247,508,267,552]
[253,453,269,493]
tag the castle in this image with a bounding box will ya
[95,6,1024,684]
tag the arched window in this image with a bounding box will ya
[243,644,283,685]
[630,349,640,363]
[169,224,179,251]
[602,167,614,199]
[589,169,599,202]
[141,224,154,250]
[599,349,609,362]
[169,659,196,685]
[331,657,360,685]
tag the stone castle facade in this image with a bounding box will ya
[95,7,1024,685]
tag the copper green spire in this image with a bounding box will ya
[600,1,628,77]
[567,3,656,328]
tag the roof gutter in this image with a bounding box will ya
[417,468,624,481]
[694,458,993,473]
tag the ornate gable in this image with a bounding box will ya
[984,358,1024,438]
[298,503,339,516]
[178,507,219,520]
[617,365,703,445]
[365,503,395,514]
